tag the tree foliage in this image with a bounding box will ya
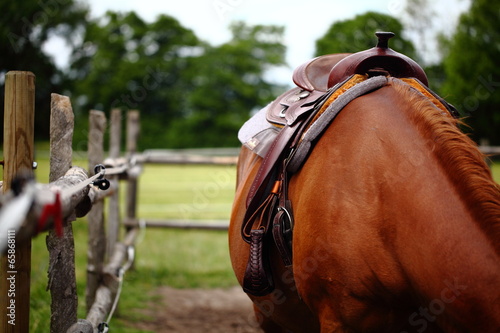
[441,0,500,144]
[70,15,287,148]
[69,12,201,116]
[165,22,287,148]
[0,0,88,139]
[315,12,417,60]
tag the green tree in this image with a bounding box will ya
[165,22,287,148]
[0,0,88,139]
[401,0,447,92]
[69,11,201,115]
[402,0,436,62]
[441,0,500,144]
[70,15,287,149]
[315,12,417,60]
[68,11,202,148]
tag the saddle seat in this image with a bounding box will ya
[292,53,352,92]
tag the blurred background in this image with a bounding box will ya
[1,0,499,149]
[3,2,500,331]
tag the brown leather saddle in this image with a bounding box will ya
[266,53,351,128]
[240,32,451,296]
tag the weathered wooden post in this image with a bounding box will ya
[125,111,140,269]
[0,71,35,333]
[107,109,122,258]
[86,110,107,312]
[46,93,78,333]
[125,111,140,227]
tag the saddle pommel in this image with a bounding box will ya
[327,31,428,88]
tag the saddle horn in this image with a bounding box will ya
[327,31,428,88]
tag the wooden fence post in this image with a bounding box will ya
[125,111,140,226]
[125,111,140,270]
[86,110,107,313]
[107,109,122,258]
[0,71,35,333]
[46,94,78,333]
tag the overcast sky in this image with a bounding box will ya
[45,0,470,82]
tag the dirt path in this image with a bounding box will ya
[129,286,264,333]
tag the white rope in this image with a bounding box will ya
[0,184,36,252]
[102,165,128,176]
[59,169,105,198]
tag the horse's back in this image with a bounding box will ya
[289,82,500,332]
[289,85,418,331]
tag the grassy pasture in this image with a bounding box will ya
[28,157,238,332]
[18,153,500,332]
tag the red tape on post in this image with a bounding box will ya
[38,192,63,237]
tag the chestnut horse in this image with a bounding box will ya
[229,78,500,332]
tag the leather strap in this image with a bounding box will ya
[272,160,294,267]
[245,105,316,210]
[242,229,275,296]
[242,180,280,241]
[245,125,292,209]
[241,181,280,296]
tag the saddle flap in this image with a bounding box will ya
[328,32,428,88]
[266,87,323,127]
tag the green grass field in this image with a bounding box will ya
[28,158,239,332]
[21,154,500,332]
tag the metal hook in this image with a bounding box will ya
[94,164,106,179]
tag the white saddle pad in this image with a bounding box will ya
[238,104,279,158]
